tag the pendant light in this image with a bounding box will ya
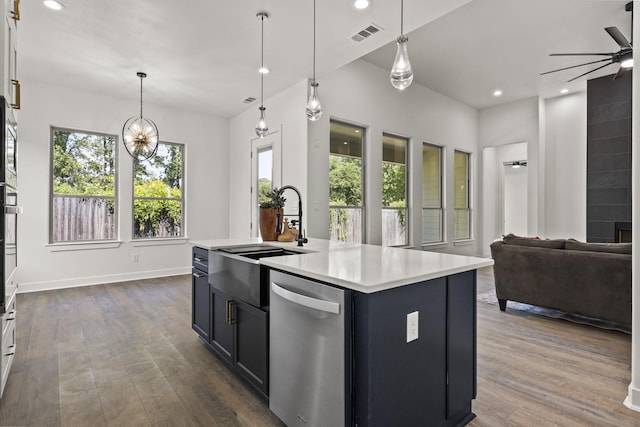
[122,72,159,160]
[305,0,322,121]
[389,0,413,90]
[255,12,269,138]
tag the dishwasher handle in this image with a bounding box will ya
[271,282,340,314]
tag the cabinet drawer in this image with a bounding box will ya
[193,247,208,273]
[1,295,15,338]
[1,312,15,398]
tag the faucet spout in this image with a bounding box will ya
[277,185,308,247]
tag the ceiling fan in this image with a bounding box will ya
[541,2,633,82]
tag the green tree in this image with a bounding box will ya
[133,180,182,237]
[133,143,183,237]
[329,155,362,206]
[258,178,273,205]
[382,162,406,207]
[53,130,115,196]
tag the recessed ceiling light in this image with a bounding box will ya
[354,130,360,133]
[354,0,370,10]
[343,141,348,145]
[43,0,64,10]
[560,88,569,94]
[493,89,503,97]
[258,67,270,74]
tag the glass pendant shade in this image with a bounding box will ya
[255,106,268,138]
[122,116,159,160]
[390,35,413,90]
[122,72,158,160]
[306,81,322,121]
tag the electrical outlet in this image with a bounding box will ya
[131,253,139,262]
[407,311,419,343]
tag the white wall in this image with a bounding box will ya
[307,59,479,255]
[478,92,587,252]
[543,92,587,240]
[478,97,540,249]
[19,79,229,291]
[481,142,527,256]
[228,80,308,240]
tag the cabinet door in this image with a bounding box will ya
[210,287,233,364]
[191,269,210,341]
[446,270,476,420]
[233,300,268,395]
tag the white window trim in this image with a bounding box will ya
[46,240,123,252]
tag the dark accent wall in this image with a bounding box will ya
[586,71,632,243]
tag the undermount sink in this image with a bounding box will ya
[209,245,304,308]
[218,244,303,260]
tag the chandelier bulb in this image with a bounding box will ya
[390,35,413,90]
[306,81,322,121]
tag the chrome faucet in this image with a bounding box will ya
[277,185,308,247]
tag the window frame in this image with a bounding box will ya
[49,126,119,244]
[453,149,471,241]
[132,141,185,240]
[381,132,409,247]
[329,119,366,244]
[421,142,444,245]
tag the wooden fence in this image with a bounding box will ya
[330,207,407,246]
[52,196,115,242]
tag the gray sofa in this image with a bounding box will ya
[490,234,631,325]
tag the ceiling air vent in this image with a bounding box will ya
[351,23,382,43]
[243,96,257,104]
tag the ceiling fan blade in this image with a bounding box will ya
[550,53,613,57]
[605,27,632,49]
[540,58,612,75]
[567,62,614,82]
[613,65,627,80]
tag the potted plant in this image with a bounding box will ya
[259,188,286,241]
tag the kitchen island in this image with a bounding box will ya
[190,238,493,427]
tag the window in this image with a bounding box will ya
[422,143,443,244]
[133,142,184,239]
[51,128,117,242]
[257,146,273,211]
[454,150,471,240]
[382,133,408,246]
[329,121,364,243]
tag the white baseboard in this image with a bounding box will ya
[624,384,640,413]
[18,267,191,293]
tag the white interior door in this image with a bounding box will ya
[251,132,281,237]
[503,164,528,236]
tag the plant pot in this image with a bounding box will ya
[259,207,283,241]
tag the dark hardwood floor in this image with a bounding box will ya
[0,268,638,426]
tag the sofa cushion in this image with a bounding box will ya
[502,233,566,249]
[565,238,632,254]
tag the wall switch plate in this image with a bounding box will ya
[131,253,139,262]
[407,311,419,343]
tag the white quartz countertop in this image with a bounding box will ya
[190,238,493,294]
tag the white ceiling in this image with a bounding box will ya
[20,0,632,118]
[363,0,633,109]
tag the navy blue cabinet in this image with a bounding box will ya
[352,270,477,427]
[191,247,210,341]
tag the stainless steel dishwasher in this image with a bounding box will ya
[269,270,350,427]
